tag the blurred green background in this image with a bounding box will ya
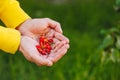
[1,0,120,80]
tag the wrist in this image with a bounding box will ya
[16,18,32,34]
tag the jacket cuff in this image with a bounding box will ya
[0,26,21,54]
[0,0,30,28]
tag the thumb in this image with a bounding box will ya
[46,18,63,33]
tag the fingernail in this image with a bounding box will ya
[59,28,63,34]
[61,30,63,34]
[47,61,53,66]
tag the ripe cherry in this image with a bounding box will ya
[36,35,53,55]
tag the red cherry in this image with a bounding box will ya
[39,36,44,43]
[48,39,53,44]
[46,45,52,50]
[36,45,42,53]
[36,35,53,55]
[36,45,40,49]
[40,41,44,48]
[44,38,48,43]
[43,44,47,49]
[45,48,51,54]
[45,43,50,46]
[41,49,47,55]
[44,43,50,47]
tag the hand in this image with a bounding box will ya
[19,36,52,66]
[19,36,69,66]
[17,18,63,39]
[17,17,69,45]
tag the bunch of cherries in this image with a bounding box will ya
[36,35,53,55]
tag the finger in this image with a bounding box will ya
[48,45,68,63]
[32,53,53,66]
[52,38,69,49]
[54,32,69,44]
[35,26,50,35]
[53,41,65,52]
[65,44,70,49]
[46,29,55,38]
[53,37,59,43]
[43,27,51,35]
[52,38,60,49]
[32,19,50,34]
[45,18,63,33]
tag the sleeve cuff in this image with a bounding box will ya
[0,0,31,28]
[0,26,21,54]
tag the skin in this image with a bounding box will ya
[17,18,69,66]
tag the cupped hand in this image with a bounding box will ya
[19,36,53,66]
[17,17,69,47]
[19,35,69,66]
[17,18,63,39]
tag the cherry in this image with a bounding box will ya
[45,48,51,54]
[36,35,53,55]
[36,45,43,53]
[48,39,53,43]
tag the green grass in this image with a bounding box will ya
[0,0,120,80]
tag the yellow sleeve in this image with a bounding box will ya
[0,0,30,28]
[0,26,21,54]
